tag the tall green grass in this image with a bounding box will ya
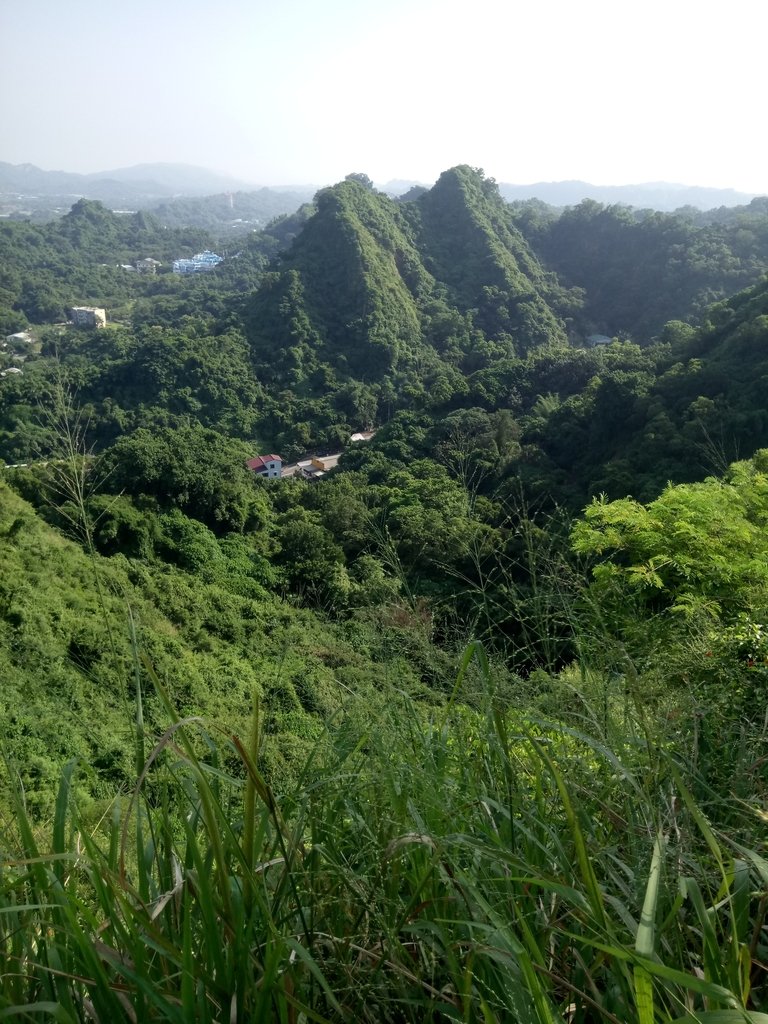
[1,644,767,1022]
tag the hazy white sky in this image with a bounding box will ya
[2,0,766,191]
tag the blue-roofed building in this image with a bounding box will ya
[172,250,224,274]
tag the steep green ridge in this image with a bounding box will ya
[413,165,571,349]
[246,168,572,392]
[248,179,428,382]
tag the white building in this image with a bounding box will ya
[70,307,106,328]
[246,454,283,479]
[172,250,223,275]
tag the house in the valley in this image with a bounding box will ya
[246,454,283,479]
[5,331,33,347]
[136,257,162,274]
[586,333,613,347]
[282,453,343,480]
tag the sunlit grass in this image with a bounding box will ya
[1,644,767,1021]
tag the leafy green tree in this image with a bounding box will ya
[87,494,161,559]
[571,452,768,721]
[96,425,271,533]
[345,172,374,190]
[274,509,351,609]
[572,455,768,616]
[157,509,224,573]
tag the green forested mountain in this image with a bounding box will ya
[511,195,768,340]
[148,188,316,237]
[413,166,573,349]
[247,178,429,383]
[243,168,583,451]
[247,167,574,383]
[515,275,768,504]
[6,166,768,1020]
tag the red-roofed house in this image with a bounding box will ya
[246,454,283,479]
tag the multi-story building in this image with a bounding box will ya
[70,307,106,328]
[172,250,223,274]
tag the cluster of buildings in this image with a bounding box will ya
[1,330,34,378]
[246,432,376,482]
[119,257,162,274]
[116,252,225,276]
[247,453,342,481]
[172,250,223,275]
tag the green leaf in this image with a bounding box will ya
[634,830,666,1024]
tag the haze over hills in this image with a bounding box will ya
[387,178,763,211]
[0,161,318,228]
[498,179,763,211]
[0,161,256,198]
[1,161,763,215]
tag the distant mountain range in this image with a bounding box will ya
[496,180,763,212]
[381,178,763,211]
[0,161,764,214]
[0,161,256,201]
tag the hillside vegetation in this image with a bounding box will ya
[2,165,768,1020]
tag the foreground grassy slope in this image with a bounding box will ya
[2,649,768,1021]
[4,456,768,1019]
[0,480,443,813]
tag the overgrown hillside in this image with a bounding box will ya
[0,477,451,814]
[4,445,768,1019]
[5,168,768,1019]
[512,195,768,340]
[517,275,768,504]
